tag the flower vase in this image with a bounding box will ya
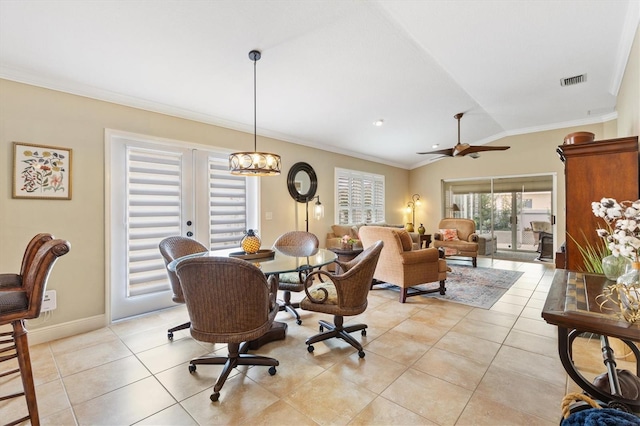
[241,229,261,254]
[615,262,640,323]
[601,254,631,281]
[341,242,353,251]
[418,224,425,235]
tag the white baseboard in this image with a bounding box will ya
[26,314,107,345]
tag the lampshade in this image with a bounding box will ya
[314,198,324,220]
[229,50,281,176]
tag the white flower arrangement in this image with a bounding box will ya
[591,198,640,261]
[592,198,640,324]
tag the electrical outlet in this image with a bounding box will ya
[41,290,56,312]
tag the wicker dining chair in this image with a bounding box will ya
[159,236,209,340]
[272,231,320,325]
[175,256,279,402]
[0,238,70,426]
[300,240,383,358]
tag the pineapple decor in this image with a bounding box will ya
[241,229,261,254]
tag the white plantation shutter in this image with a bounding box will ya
[335,168,385,225]
[127,148,182,297]
[207,156,247,249]
[373,179,384,222]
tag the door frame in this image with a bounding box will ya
[104,129,249,323]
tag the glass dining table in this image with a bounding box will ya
[167,247,337,276]
[167,246,338,349]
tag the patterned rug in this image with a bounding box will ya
[379,266,524,309]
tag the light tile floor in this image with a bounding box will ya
[2,258,638,425]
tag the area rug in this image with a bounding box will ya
[379,266,524,309]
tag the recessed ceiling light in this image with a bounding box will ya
[373,119,384,127]
[432,144,439,148]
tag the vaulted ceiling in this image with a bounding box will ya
[1,1,637,169]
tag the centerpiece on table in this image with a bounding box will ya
[341,234,358,250]
[591,197,640,323]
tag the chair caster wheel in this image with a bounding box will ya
[296,319,302,325]
[307,345,314,353]
[167,332,173,340]
[361,329,366,336]
[188,364,196,373]
[210,392,219,402]
[358,351,365,358]
[268,366,277,375]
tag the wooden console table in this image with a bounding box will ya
[542,270,640,411]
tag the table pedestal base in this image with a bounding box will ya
[248,321,287,350]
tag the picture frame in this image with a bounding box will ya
[12,142,72,200]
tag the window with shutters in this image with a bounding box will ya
[335,168,385,225]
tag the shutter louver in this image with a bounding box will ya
[208,156,247,249]
[127,149,181,297]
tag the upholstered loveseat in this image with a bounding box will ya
[359,226,448,303]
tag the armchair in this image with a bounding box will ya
[433,218,479,267]
[175,256,279,402]
[531,221,552,246]
[272,231,320,325]
[300,240,383,358]
[159,236,209,340]
[358,226,448,303]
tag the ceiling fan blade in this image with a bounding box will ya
[459,145,511,155]
[417,148,454,156]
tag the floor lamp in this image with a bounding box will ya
[306,195,324,232]
[406,193,421,226]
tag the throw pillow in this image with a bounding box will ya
[440,228,459,241]
[396,230,414,251]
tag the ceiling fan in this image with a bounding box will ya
[417,112,510,158]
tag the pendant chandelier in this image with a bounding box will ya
[229,50,281,176]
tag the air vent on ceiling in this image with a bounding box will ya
[560,74,587,87]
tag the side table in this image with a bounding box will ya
[328,247,363,273]
[419,234,432,248]
[542,270,640,412]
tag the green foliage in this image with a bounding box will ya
[567,231,610,274]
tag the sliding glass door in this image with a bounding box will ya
[443,175,554,256]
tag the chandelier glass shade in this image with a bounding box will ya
[229,50,281,176]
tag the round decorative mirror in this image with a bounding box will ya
[287,162,317,203]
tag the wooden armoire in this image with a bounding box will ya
[557,136,639,271]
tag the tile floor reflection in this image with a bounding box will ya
[1,258,637,425]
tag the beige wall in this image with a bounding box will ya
[617,25,640,137]
[0,79,409,336]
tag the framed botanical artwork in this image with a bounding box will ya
[12,142,73,200]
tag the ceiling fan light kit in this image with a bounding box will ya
[417,112,510,158]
